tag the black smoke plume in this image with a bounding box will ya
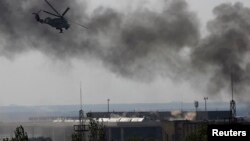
[192,2,250,97]
[0,0,199,81]
[1,0,250,98]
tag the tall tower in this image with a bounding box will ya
[78,82,85,141]
[230,72,236,121]
[73,82,89,141]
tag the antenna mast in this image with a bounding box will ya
[73,82,88,141]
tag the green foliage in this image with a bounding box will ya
[89,119,98,141]
[98,121,105,141]
[12,126,28,141]
[185,124,207,141]
[4,126,28,141]
[89,119,105,141]
[71,132,85,141]
[71,118,105,141]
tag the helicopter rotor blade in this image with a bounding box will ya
[43,10,61,18]
[62,7,70,16]
[68,19,88,29]
[44,0,61,16]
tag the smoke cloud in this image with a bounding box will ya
[192,2,250,96]
[0,0,199,79]
[1,0,250,97]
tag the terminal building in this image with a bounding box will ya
[0,110,235,141]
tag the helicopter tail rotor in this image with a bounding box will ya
[32,10,44,23]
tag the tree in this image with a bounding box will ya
[89,119,98,141]
[185,123,207,141]
[89,118,105,141]
[71,132,85,141]
[3,126,28,141]
[72,118,105,141]
[89,119,105,141]
[97,121,105,141]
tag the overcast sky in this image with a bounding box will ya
[0,0,250,106]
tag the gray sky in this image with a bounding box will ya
[0,0,250,106]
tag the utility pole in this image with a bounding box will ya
[204,97,208,112]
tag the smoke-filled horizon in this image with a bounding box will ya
[0,0,250,102]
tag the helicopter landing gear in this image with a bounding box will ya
[56,28,63,33]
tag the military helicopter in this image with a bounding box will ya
[33,0,87,33]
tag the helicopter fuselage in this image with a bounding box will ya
[44,17,70,32]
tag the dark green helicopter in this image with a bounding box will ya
[33,0,87,33]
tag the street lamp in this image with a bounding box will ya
[194,101,199,121]
[107,99,110,113]
[194,101,199,112]
[204,97,208,112]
